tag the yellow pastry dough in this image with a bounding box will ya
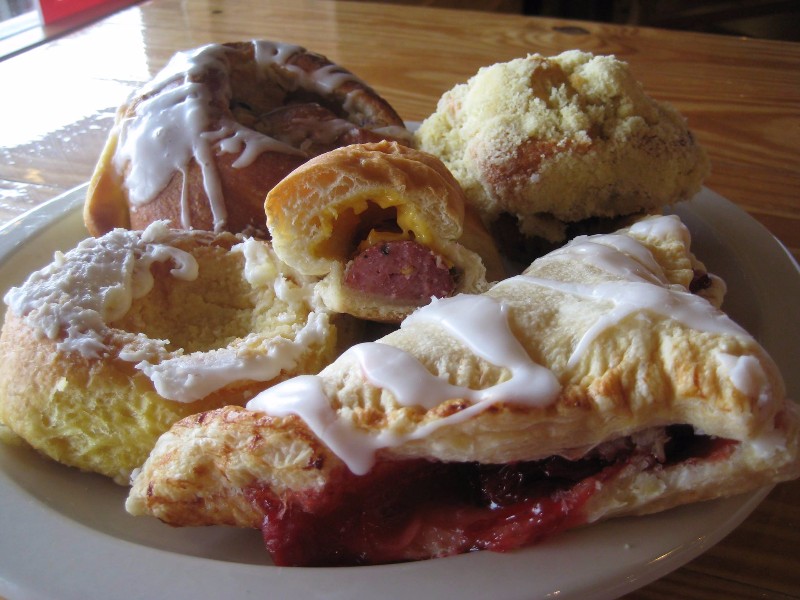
[266,140,505,322]
[0,223,349,484]
[126,214,799,565]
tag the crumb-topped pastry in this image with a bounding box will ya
[415,50,709,252]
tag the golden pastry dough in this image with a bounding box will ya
[0,223,350,484]
[84,40,410,238]
[126,214,798,565]
[266,140,505,322]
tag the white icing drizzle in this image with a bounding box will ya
[136,310,330,402]
[253,40,363,94]
[549,234,670,286]
[369,124,415,145]
[750,427,787,459]
[4,223,327,403]
[629,214,691,247]
[115,40,366,232]
[401,294,561,406]
[253,39,302,66]
[248,294,561,475]
[246,215,765,474]
[204,126,295,169]
[508,276,751,369]
[132,236,327,403]
[510,217,750,368]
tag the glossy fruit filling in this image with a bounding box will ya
[246,425,735,567]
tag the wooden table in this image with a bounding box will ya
[0,1,798,598]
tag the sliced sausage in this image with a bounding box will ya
[344,240,456,303]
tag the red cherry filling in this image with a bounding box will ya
[245,425,736,567]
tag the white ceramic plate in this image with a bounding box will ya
[0,186,798,600]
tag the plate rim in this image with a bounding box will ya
[0,185,796,600]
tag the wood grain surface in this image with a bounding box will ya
[0,1,798,598]
[1,1,798,259]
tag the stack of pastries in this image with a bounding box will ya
[1,41,798,567]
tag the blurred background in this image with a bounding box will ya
[353,0,800,41]
[1,0,798,61]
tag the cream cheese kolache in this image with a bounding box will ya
[84,40,412,238]
[415,50,710,262]
[0,223,353,484]
[126,214,800,566]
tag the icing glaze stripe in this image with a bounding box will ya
[248,294,562,475]
[246,215,767,475]
[115,41,343,233]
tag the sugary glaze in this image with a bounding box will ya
[247,215,778,475]
[85,40,411,237]
[5,222,200,360]
[4,221,332,401]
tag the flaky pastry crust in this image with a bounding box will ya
[128,215,799,536]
